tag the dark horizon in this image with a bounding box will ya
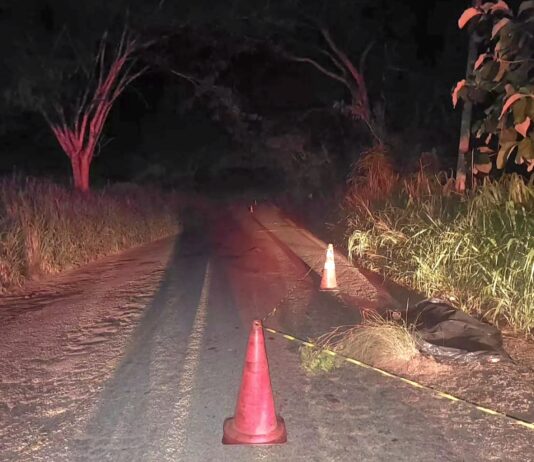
[0,0,467,189]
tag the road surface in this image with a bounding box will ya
[1,201,533,461]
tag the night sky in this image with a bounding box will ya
[0,0,468,186]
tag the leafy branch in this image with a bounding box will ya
[454,0,534,174]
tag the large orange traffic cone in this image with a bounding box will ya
[222,320,287,445]
[319,243,338,291]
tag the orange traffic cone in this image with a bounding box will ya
[320,243,338,291]
[222,320,287,445]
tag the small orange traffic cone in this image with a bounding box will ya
[222,320,287,445]
[320,243,338,291]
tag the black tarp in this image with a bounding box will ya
[390,298,510,363]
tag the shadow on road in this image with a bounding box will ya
[70,206,212,461]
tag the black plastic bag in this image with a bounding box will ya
[396,298,510,363]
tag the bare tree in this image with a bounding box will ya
[43,29,146,192]
[289,27,381,143]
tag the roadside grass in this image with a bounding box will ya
[0,176,182,291]
[345,149,534,333]
[300,314,419,374]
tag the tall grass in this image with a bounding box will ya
[0,177,181,291]
[345,151,534,333]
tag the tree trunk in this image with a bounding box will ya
[456,99,473,192]
[351,93,382,145]
[70,154,91,193]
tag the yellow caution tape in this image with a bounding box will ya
[265,326,534,431]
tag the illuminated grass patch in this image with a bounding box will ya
[0,177,181,291]
[345,151,534,333]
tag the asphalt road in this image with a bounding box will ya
[1,202,533,461]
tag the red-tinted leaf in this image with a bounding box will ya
[452,79,466,108]
[497,141,517,168]
[475,53,490,70]
[515,116,531,137]
[500,93,528,118]
[491,1,511,14]
[474,163,493,174]
[518,137,534,159]
[513,97,529,123]
[459,7,482,29]
[492,18,511,38]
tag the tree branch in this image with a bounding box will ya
[320,49,347,77]
[171,69,200,86]
[112,65,148,102]
[289,55,349,87]
[320,27,371,121]
[320,27,363,85]
[359,40,375,76]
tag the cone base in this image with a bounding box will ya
[320,279,338,291]
[222,416,287,445]
[319,286,339,292]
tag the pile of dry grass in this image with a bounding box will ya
[300,313,420,374]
